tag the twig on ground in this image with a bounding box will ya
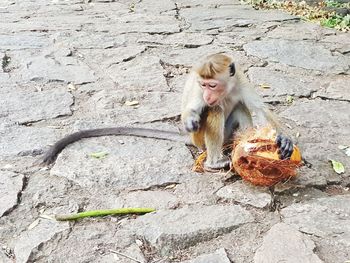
[109,249,143,263]
[55,207,156,221]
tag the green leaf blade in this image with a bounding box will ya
[330,159,345,174]
[89,151,109,159]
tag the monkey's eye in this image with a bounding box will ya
[199,82,206,89]
[199,81,219,90]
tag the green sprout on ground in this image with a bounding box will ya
[321,14,350,30]
[242,0,350,31]
[325,0,350,8]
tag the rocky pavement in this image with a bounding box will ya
[0,0,350,262]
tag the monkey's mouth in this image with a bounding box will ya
[207,101,218,107]
[208,101,219,108]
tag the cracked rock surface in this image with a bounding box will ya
[0,0,349,262]
[254,223,323,263]
[0,171,24,217]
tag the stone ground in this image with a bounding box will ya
[0,0,350,262]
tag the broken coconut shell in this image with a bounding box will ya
[232,127,302,186]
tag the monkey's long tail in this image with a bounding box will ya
[41,127,186,165]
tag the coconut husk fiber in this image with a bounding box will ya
[232,127,302,186]
[193,127,302,186]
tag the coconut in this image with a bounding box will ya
[231,127,302,186]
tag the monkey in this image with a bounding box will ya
[181,53,294,171]
[41,53,293,169]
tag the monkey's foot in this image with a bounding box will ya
[204,156,231,172]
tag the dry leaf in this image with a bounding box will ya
[28,219,40,230]
[39,214,55,220]
[125,100,139,106]
[259,83,271,89]
[164,184,177,190]
[135,239,143,247]
[3,164,13,169]
[285,123,292,129]
[286,95,294,104]
[338,145,348,150]
[345,148,350,157]
[338,145,350,157]
[67,83,76,91]
[39,208,46,214]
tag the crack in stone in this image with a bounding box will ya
[147,114,181,123]
[74,50,118,89]
[314,181,343,191]
[295,89,350,103]
[42,229,72,259]
[2,174,28,217]
[2,53,11,73]
[1,246,15,261]
[175,3,191,32]
[138,237,159,262]
[17,149,44,157]
[106,47,148,69]
[312,95,350,103]
[26,229,72,263]
[129,182,180,192]
[159,59,175,91]
[263,90,350,105]
[265,24,279,33]
[18,108,75,127]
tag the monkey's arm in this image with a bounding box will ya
[240,83,294,159]
[239,82,278,128]
[41,127,187,165]
[181,73,207,132]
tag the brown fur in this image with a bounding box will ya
[191,106,223,151]
[196,54,232,79]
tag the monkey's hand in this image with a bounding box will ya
[184,111,201,132]
[276,134,294,160]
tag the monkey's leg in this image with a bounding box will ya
[204,106,230,170]
[191,129,206,149]
[189,108,208,149]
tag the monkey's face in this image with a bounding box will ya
[199,79,226,107]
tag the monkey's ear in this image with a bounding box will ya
[229,62,235,77]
